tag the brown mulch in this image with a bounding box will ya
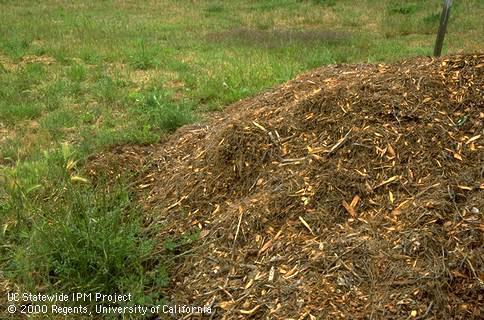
[87,54,484,319]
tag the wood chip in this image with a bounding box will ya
[342,200,357,218]
[299,216,314,235]
[374,175,399,189]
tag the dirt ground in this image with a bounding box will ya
[88,54,483,319]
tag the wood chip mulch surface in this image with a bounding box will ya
[88,54,483,319]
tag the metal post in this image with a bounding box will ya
[434,0,452,57]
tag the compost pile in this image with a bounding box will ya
[89,54,483,319]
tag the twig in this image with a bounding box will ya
[416,301,433,320]
[248,173,261,192]
[447,185,464,220]
[322,242,366,274]
[232,207,244,259]
[327,128,353,155]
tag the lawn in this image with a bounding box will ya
[0,0,482,317]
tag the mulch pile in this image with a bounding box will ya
[88,54,483,319]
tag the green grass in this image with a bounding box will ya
[0,145,166,310]
[0,0,482,316]
[128,89,196,132]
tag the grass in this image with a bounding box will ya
[128,89,195,132]
[0,145,166,310]
[0,0,482,317]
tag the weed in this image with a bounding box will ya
[423,12,441,28]
[249,0,298,11]
[311,0,336,6]
[80,47,102,64]
[40,108,77,137]
[163,229,200,254]
[24,63,45,82]
[66,63,87,82]
[0,148,166,305]
[206,4,224,13]
[129,41,159,70]
[0,103,43,123]
[129,90,196,133]
[93,73,125,103]
[0,37,30,59]
[31,44,47,56]
[389,3,419,15]
[79,109,99,125]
